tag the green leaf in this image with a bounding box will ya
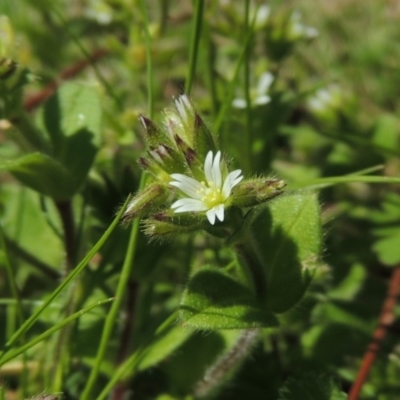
[136,325,194,371]
[179,267,278,330]
[42,82,102,189]
[278,374,347,400]
[253,193,321,313]
[373,232,400,265]
[43,82,102,145]
[0,152,77,200]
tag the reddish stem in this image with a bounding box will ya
[23,48,109,112]
[348,267,400,400]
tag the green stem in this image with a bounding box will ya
[0,299,114,365]
[185,0,204,94]
[55,200,76,272]
[194,329,260,398]
[290,175,400,191]
[0,225,28,398]
[95,312,177,400]
[204,25,218,118]
[0,196,130,365]
[244,0,252,173]
[81,176,146,400]
[0,226,24,324]
[213,28,254,136]
[140,0,154,118]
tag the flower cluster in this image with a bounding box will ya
[124,95,285,238]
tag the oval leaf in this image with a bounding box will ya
[0,152,76,200]
[253,193,321,313]
[179,267,278,330]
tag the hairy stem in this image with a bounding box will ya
[193,329,260,398]
[348,267,400,400]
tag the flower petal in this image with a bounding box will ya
[253,95,271,106]
[222,169,243,197]
[232,98,247,109]
[214,204,225,222]
[206,208,217,225]
[171,198,207,212]
[211,151,222,187]
[204,151,214,183]
[170,173,203,199]
[257,72,274,95]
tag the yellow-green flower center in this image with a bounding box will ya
[197,181,225,209]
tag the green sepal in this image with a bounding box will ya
[179,266,278,330]
[123,183,170,221]
[147,143,189,175]
[193,112,218,160]
[138,114,174,148]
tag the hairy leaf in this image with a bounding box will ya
[253,193,321,313]
[179,267,278,330]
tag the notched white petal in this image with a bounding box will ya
[206,209,216,225]
[204,151,214,183]
[211,151,222,187]
[215,204,224,222]
[222,169,243,197]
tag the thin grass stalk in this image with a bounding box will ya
[290,175,400,191]
[204,24,218,118]
[213,28,255,138]
[80,176,145,400]
[0,299,114,365]
[95,312,178,400]
[0,225,28,397]
[141,0,154,119]
[0,196,130,365]
[185,0,204,94]
[81,1,154,397]
[244,0,253,173]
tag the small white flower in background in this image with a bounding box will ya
[232,72,274,109]
[307,85,342,113]
[170,151,243,225]
[253,5,270,29]
[289,11,318,39]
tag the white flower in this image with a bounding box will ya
[169,151,243,225]
[232,72,274,109]
[289,11,318,39]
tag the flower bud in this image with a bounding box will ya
[123,183,169,221]
[193,113,217,160]
[163,94,215,152]
[142,216,202,239]
[153,210,205,227]
[147,143,188,175]
[139,114,173,148]
[173,133,200,169]
[231,178,286,207]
